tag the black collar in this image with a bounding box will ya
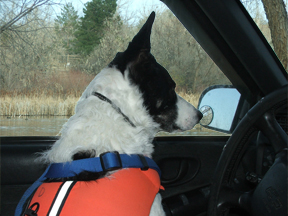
[92,92,136,128]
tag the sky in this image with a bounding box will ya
[56,0,166,24]
[69,0,164,12]
[50,0,288,26]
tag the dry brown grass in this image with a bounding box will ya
[178,92,200,107]
[0,92,200,116]
[0,94,78,116]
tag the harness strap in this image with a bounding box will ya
[15,152,160,216]
[45,152,161,178]
[15,164,51,216]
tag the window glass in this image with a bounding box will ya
[241,0,288,72]
[0,0,231,136]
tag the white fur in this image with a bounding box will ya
[40,66,200,216]
[41,67,159,163]
[150,194,166,216]
[175,95,200,131]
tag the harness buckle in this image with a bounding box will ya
[100,151,122,172]
[24,202,39,216]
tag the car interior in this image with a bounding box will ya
[1,0,287,216]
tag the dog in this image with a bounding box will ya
[34,12,202,216]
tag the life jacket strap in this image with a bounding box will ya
[45,152,161,178]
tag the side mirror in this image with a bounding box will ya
[198,85,241,134]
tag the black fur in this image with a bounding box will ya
[129,53,178,132]
[73,150,96,160]
[109,12,179,132]
[109,12,155,73]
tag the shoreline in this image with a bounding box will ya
[0,95,78,117]
[0,92,199,116]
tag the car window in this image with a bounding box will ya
[149,9,231,136]
[0,0,274,136]
[242,0,288,72]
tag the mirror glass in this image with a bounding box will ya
[199,105,213,126]
[198,86,241,133]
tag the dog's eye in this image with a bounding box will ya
[163,105,169,110]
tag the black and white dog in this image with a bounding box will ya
[40,12,202,216]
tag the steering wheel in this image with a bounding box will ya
[208,86,287,216]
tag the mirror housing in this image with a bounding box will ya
[198,85,242,134]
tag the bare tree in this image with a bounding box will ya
[0,7,65,93]
[0,0,58,34]
[261,0,288,70]
[150,10,230,93]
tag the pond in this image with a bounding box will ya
[0,116,226,136]
[0,116,68,136]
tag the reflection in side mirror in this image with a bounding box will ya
[199,105,213,126]
[198,85,241,133]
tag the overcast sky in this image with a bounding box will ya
[51,0,284,25]
[55,0,166,24]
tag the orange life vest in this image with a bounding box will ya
[26,168,164,216]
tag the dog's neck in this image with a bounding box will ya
[92,92,136,128]
[40,69,160,164]
[42,113,157,163]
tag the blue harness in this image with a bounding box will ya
[15,152,161,216]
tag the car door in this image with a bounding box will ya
[154,136,229,215]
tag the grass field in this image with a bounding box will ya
[0,92,200,117]
[0,94,76,116]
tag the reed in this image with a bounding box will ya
[178,92,200,107]
[0,95,78,116]
[0,92,200,117]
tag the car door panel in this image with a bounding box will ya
[153,136,228,199]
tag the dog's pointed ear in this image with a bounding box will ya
[109,12,155,73]
[127,11,155,52]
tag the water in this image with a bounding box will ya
[0,116,226,136]
[0,116,69,136]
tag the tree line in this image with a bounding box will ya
[0,0,287,97]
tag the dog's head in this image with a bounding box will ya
[106,12,202,132]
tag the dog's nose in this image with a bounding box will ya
[197,110,203,121]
